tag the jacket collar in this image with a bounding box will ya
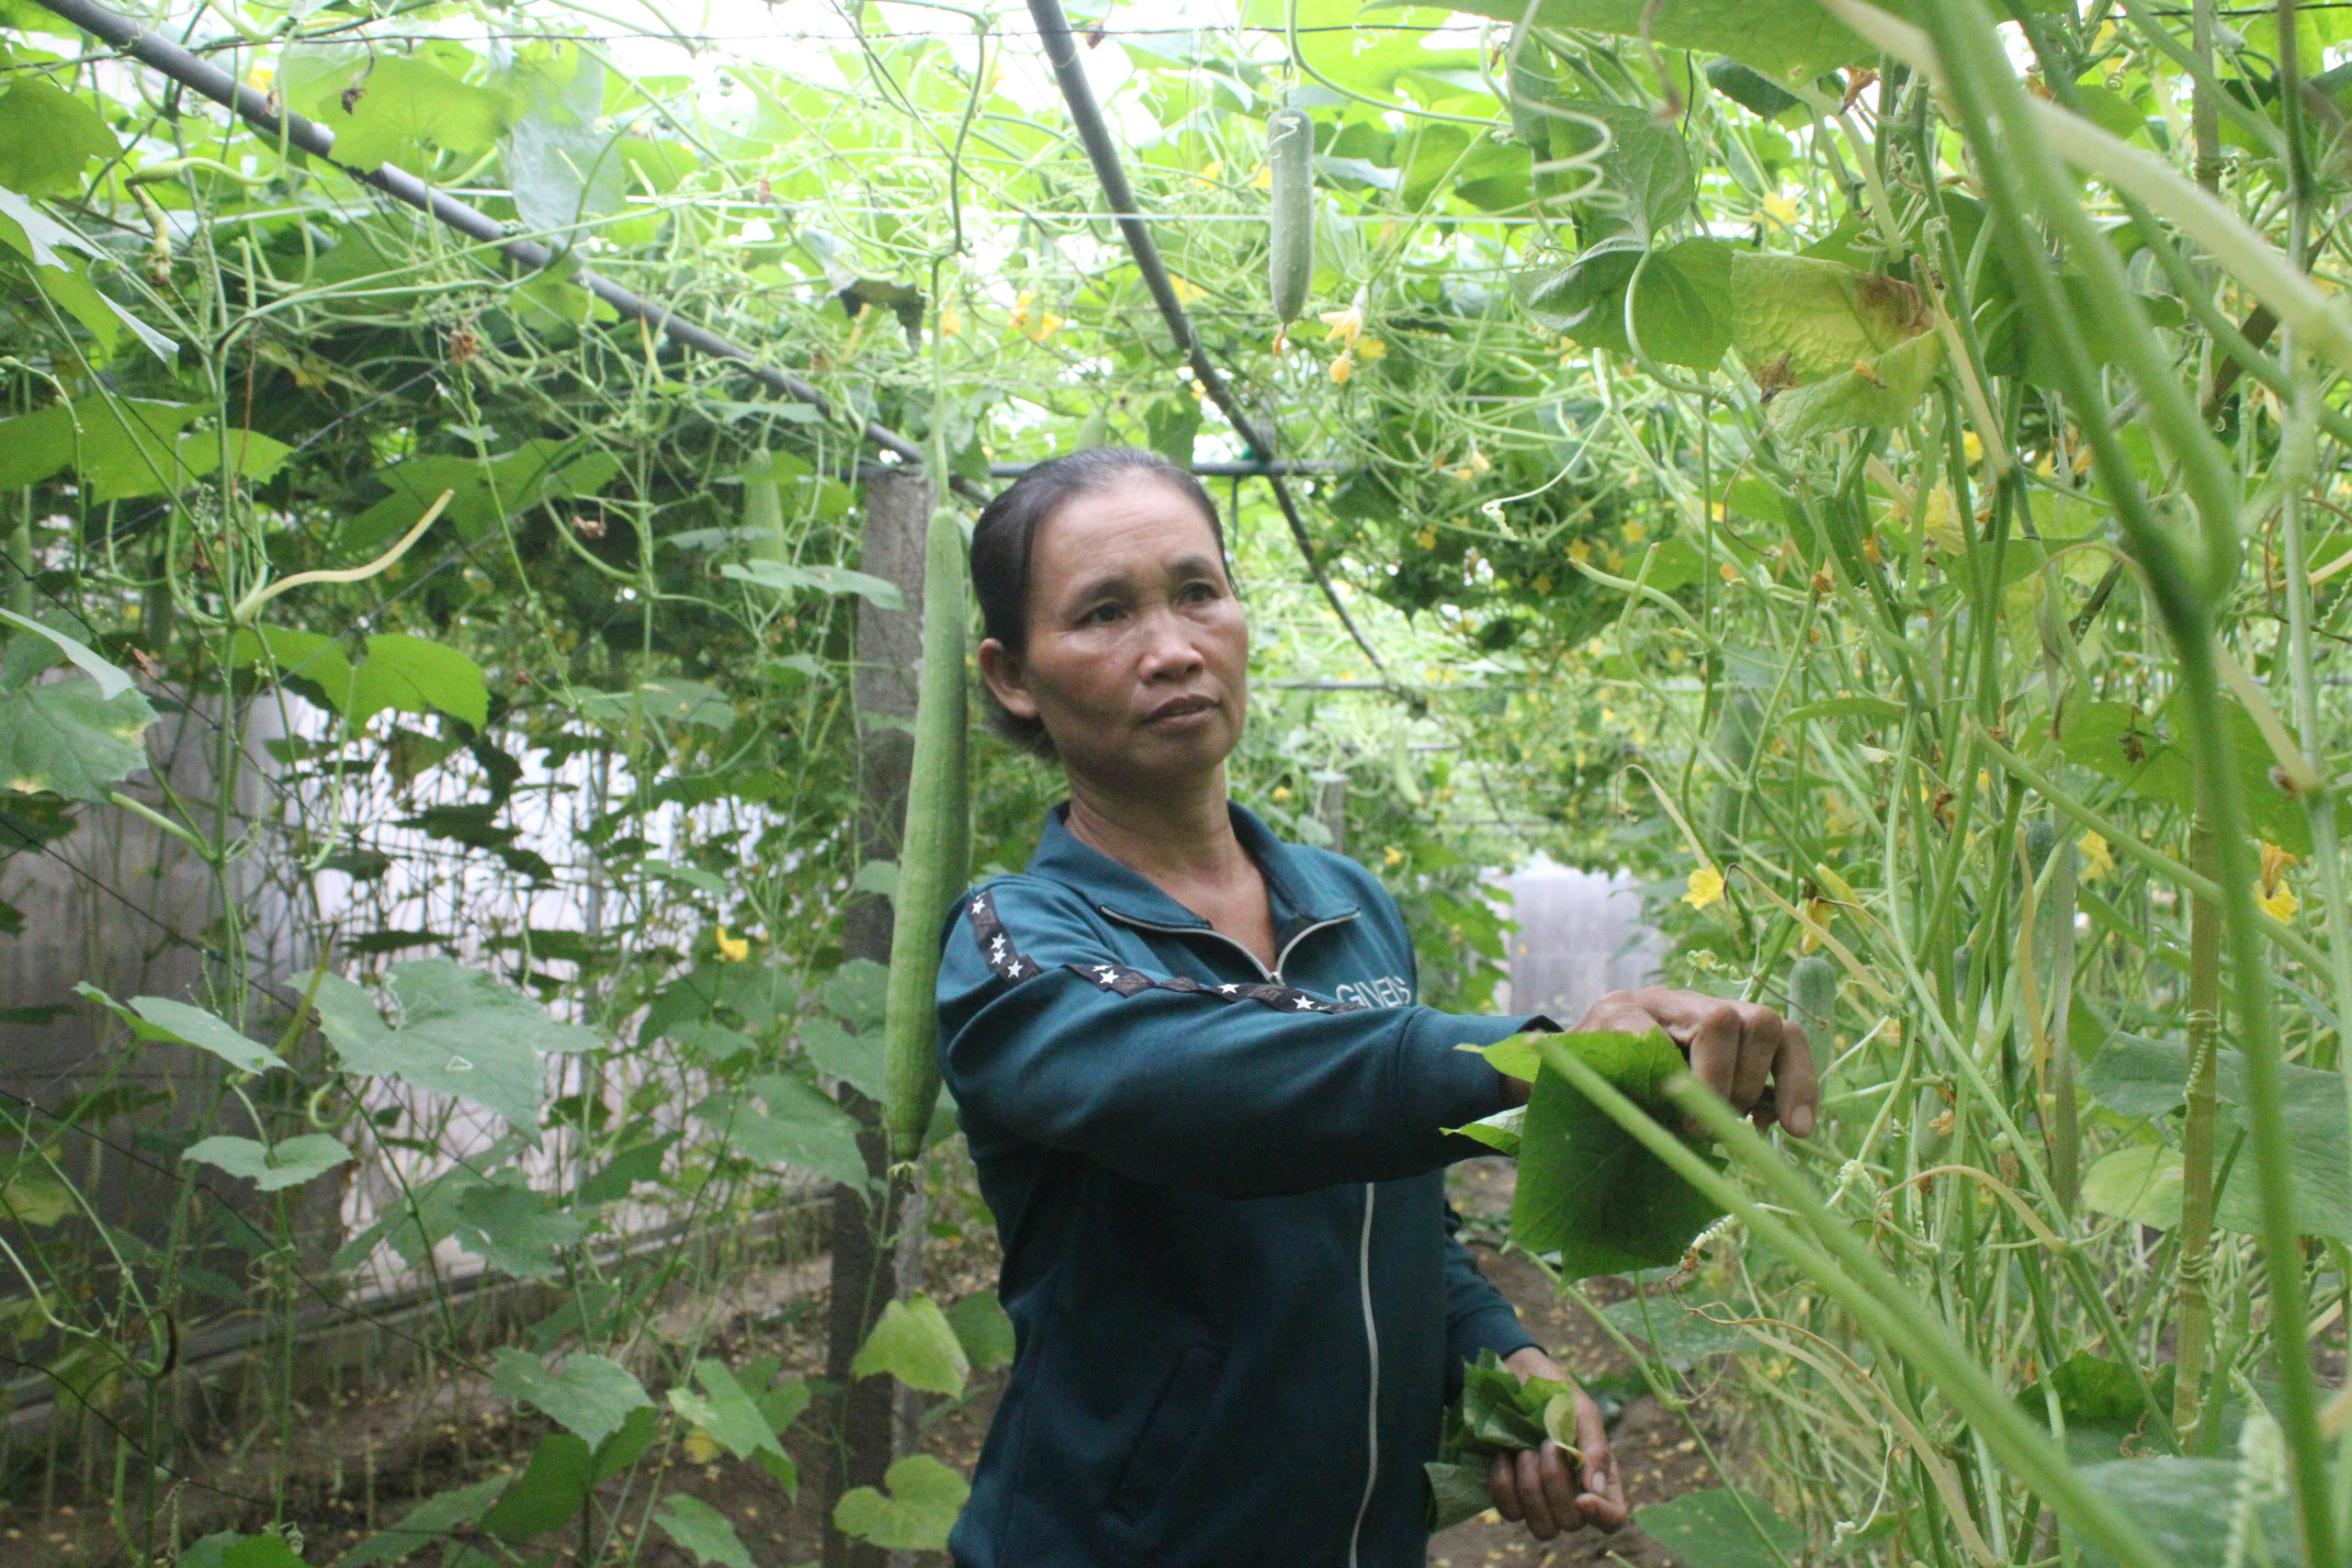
[1026,801,1359,944]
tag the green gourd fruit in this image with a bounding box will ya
[1789,953,1838,1043]
[1266,107,1315,325]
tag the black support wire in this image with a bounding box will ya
[1021,0,1394,685]
[25,0,988,505]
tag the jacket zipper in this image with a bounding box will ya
[1100,903,1384,1559]
[1097,908,1360,985]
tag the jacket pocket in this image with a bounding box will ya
[1106,1343,1221,1525]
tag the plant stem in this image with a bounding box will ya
[2174,825,2220,1446]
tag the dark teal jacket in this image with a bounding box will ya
[937,805,1545,1568]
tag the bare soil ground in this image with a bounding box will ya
[1,1155,1730,1566]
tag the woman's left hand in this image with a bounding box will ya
[1568,987,1819,1137]
[1487,1348,1628,1540]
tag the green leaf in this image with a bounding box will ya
[345,440,617,553]
[500,41,625,240]
[119,994,289,1074]
[944,1291,1016,1372]
[652,1494,756,1568]
[822,959,892,1032]
[799,1014,886,1100]
[0,76,119,197]
[324,54,516,176]
[2072,1458,2303,1567]
[698,1073,868,1190]
[1730,252,1934,384]
[831,1453,969,1552]
[1512,1031,1724,1279]
[347,634,490,731]
[2020,1353,2171,1463]
[0,678,155,801]
[718,558,907,610]
[1629,238,1733,369]
[1550,102,1693,239]
[487,1348,650,1450]
[1767,329,1944,439]
[0,607,134,699]
[1445,1104,1523,1155]
[453,1173,589,1277]
[183,1134,352,1191]
[1601,1296,1745,1369]
[1425,1459,1496,1531]
[339,1476,510,1567]
[851,1293,969,1396]
[665,1359,786,1462]
[573,679,734,730]
[2058,694,2319,857]
[230,626,358,714]
[1444,0,1862,83]
[213,1536,310,1568]
[0,398,277,499]
[478,1432,591,1540]
[1514,238,1640,354]
[1,1168,76,1226]
[1464,1032,1545,1082]
[1632,1487,1805,1568]
[313,961,599,1132]
[2080,1143,2183,1230]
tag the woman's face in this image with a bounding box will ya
[979,475,1248,793]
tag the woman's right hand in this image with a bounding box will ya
[1496,988,1819,1137]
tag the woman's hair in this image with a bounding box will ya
[968,446,1229,758]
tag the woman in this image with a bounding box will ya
[936,448,1817,1567]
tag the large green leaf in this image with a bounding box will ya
[338,1475,510,1568]
[0,660,155,801]
[653,1494,755,1568]
[2072,1458,2303,1567]
[182,1134,353,1191]
[0,398,280,499]
[345,440,618,552]
[1731,252,1934,384]
[478,1432,592,1540]
[313,961,598,1132]
[501,40,626,240]
[452,1171,589,1277]
[1632,1487,1805,1568]
[487,1348,650,1450]
[1767,329,1944,439]
[798,1014,886,1100]
[1512,1031,1724,1278]
[230,626,358,714]
[944,1291,1016,1372]
[347,634,490,731]
[2082,1034,2352,1241]
[0,76,119,197]
[1630,238,1733,368]
[665,1359,789,1464]
[336,1476,505,1561]
[573,678,734,730]
[698,1072,868,1190]
[831,1453,969,1552]
[323,54,516,176]
[2058,695,2317,856]
[1441,0,1860,83]
[851,1293,969,1397]
[718,559,907,610]
[119,994,289,1074]
[1550,101,1692,239]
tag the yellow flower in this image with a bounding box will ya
[2258,841,2299,921]
[1032,310,1064,342]
[1800,897,1834,952]
[1921,485,1966,556]
[1354,336,1385,362]
[1415,525,1437,549]
[939,301,961,336]
[1330,350,1354,385]
[1249,163,1272,190]
[1383,845,1404,866]
[1197,159,1222,184]
[1319,287,1368,347]
[2076,830,2114,882]
[716,925,749,963]
[1962,431,1984,465]
[1622,520,1647,543]
[244,63,274,91]
[1760,192,1802,230]
[1568,540,1591,564]
[1272,784,1292,803]
[1169,273,1205,305]
[1683,865,1726,910]
[683,1428,722,1465]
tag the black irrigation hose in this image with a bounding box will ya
[1022,0,1394,684]
[26,0,989,506]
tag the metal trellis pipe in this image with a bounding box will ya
[1021,0,1394,684]
[25,0,989,503]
